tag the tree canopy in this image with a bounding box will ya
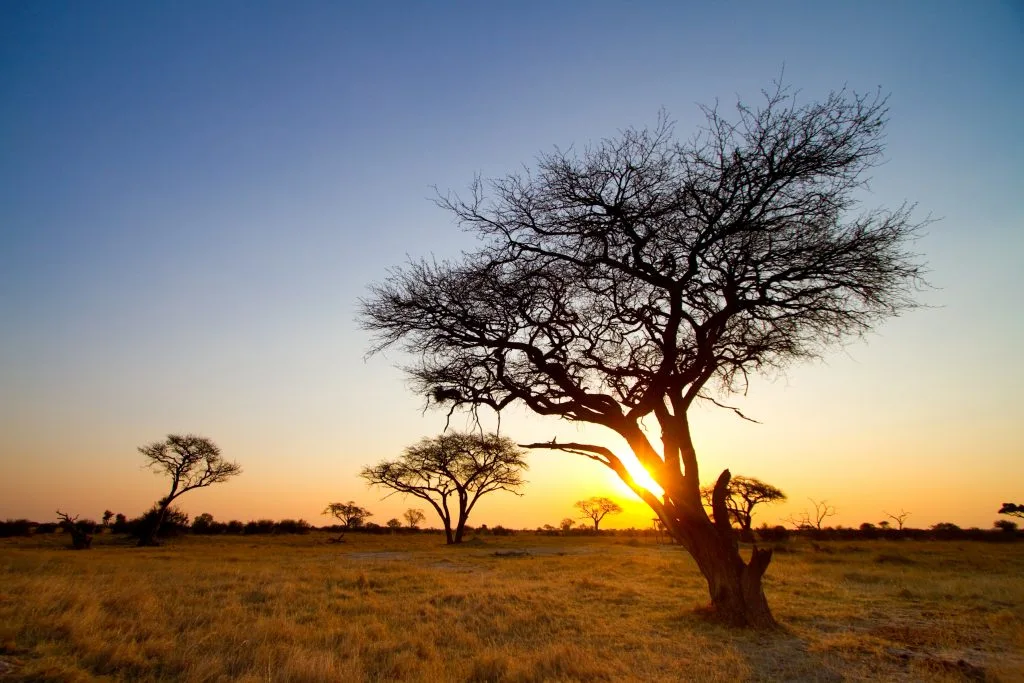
[361,432,527,544]
[575,497,623,531]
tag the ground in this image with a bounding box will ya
[0,532,1021,681]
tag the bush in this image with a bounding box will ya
[757,525,790,543]
[0,519,35,537]
[128,506,190,540]
[244,519,277,535]
[491,525,514,536]
[276,519,312,534]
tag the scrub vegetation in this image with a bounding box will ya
[1,532,1021,681]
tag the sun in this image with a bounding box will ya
[609,452,664,499]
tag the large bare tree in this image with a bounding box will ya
[360,82,926,627]
[137,434,241,546]
[361,432,527,544]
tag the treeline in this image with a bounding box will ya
[0,510,315,539]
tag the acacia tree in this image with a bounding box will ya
[323,501,372,528]
[700,476,786,541]
[403,508,426,529]
[575,497,623,531]
[998,503,1024,519]
[360,83,926,627]
[137,434,240,546]
[361,432,527,544]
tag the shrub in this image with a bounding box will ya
[0,519,35,537]
[128,506,190,539]
[276,519,312,534]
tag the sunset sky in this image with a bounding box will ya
[2,2,1021,531]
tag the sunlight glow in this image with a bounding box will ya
[614,452,664,499]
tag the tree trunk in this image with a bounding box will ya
[137,503,169,547]
[665,471,777,629]
[453,511,468,544]
[688,523,775,628]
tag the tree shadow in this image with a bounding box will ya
[729,628,844,682]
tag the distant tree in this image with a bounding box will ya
[101,510,114,528]
[575,497,623,531]
[322,502,373,540]
[191,512,216,534]
[994,519,1017,533]
[386,518,402,531]
[403,508,426,529]
[883,508,911,530]
[998,503,1024,519]
[560,517,575,533]
[877,520,890,530]
[112,513,128,534]
[361,432,527,544]
[137,434,241,546]
[56,511,93,550]
[360,81,927,627]
[700,476,786,541]
[786,499,837,531]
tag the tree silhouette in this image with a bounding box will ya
[998,503,1024,519]
[137,434,240,546]
[575,497,623,531]
[786,499,837,531]
[361,432,527,544]
[403,508,426,529]
[360,81,926,627]
[700,476,786,541]
[883,508,911,530]
[56,511,93,550]
[560,517,575,532]
[322,502,372,541]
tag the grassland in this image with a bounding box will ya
[1,532,1021,681]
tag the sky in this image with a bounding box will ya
[1,2,1022,531]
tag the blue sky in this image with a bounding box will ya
[1,2,1021,528]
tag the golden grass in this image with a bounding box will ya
[1,533,1021,681]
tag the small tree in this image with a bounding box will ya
[386,518,402,531]
[883,508,911,530]
[575,497,623,531]
[361,432,527,544]
[786,499,836,531]
[560,517,575,533]
[998,503,1024,519]
[700,476,786,541]
[56,511,93,550]
[323,502,372,541]
[403,508,426,529]
[137,434,241,546]
[101,510,114,528]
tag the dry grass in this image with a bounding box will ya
[1,533,1021,681]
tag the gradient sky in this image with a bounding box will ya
[2,2,1021,531]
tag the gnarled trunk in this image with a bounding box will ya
[676,517,775,628]
[664,471,776,629]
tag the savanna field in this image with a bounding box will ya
[1,532,1021,682]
